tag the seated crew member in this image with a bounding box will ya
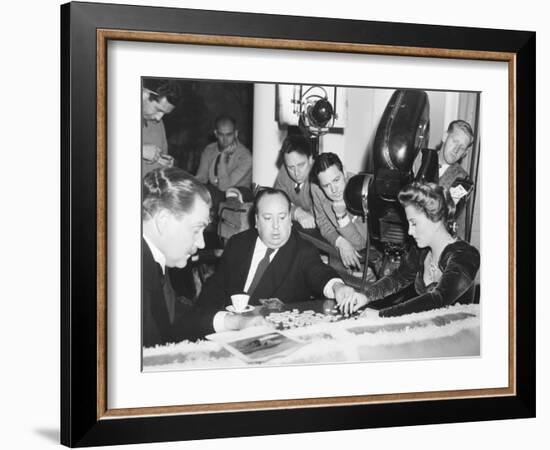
[273,134,316,229]
[437,119,475,208]
[338,182,480,317]
[142,168,261,347]
[142,79,182,175]
[195,115,253,206]
[195,188,360,336]
[310,152,367,271]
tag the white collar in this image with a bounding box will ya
[143,233,166,275]
[254,236,268,253]
[253,236,279,258]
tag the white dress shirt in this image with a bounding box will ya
[213,237,343,332]
[143,233,166,275]
[243,238,280,292]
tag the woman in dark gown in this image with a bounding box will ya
[339,182,480,317]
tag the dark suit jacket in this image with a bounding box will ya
[438,162,470,191]
[142,239,210,347]
[195,228,338,334]
[437,162,474,232]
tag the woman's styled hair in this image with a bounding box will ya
[310,152,344,183]
[398,182,457,234]
[142,168,211,220]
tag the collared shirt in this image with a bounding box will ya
[243,238,280,293]
[213,237,343,332]
[143,233,166,275]
[195,139,252,191]
[273,165,314,215]
[439,163,450,177]
[210,142,238,185]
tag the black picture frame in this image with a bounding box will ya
[61,1,535,447]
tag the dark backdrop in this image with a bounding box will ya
[160,79,254,174]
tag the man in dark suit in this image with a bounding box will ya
[195,188,358,336]
[143,238,203,347]
[142,167,262,348]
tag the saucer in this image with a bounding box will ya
[226,305,254,314]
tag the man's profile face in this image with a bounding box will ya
[158,197,210,268]
[142,90,175,123]
[317,164,346,202]
[214,121,238,150]
[441,127,472,165]
[255,193,292,249]
[284,151,313,185]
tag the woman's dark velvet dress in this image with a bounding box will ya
[365,240,480,317]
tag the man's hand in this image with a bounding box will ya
[157,154,174,168]
[331,200,347,218]
[225,187,243,201]
[294,207,316,229]
[332,282,355,305]
[335,237,361,269]
[338,291,369,316]
[224,312,270,331]
[143,144,161,163]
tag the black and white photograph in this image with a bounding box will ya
[55,1,538,447]
[140,78,482,371]
[1,0,545,445]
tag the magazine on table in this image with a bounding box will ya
[206,326,306,363]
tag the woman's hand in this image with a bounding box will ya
[359,307,380,319]
[338,292,369,316]
[335,237,361,269]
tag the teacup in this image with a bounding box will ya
[230,294,250,313]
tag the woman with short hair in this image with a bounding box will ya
[338,182,480,317]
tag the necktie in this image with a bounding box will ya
[213,153,221,177]
[161,269,177,324]
[295,184,301,194]
[247,247,275,295]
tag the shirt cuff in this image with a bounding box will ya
[323,278,344,298]
[213,311,229,332]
